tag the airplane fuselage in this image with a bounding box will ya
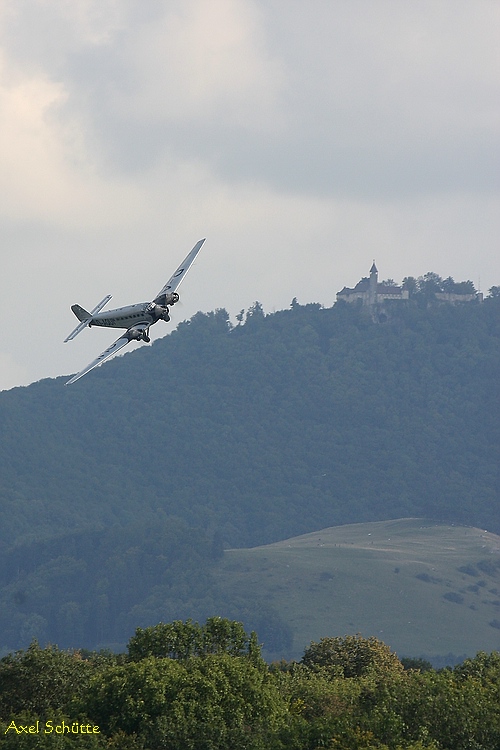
[89,302,165,330]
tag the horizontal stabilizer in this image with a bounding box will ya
[64,295,112,342]
[90,295,113,316]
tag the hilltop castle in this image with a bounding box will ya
[336,263,481,307]
[336,263,409,306]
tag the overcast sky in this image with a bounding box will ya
[0,0,498,391]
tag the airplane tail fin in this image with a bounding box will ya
[64,295,112,343]
[71,304,92,322]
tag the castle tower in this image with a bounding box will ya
[369,261,378,306]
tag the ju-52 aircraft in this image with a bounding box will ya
[64,238,205,384]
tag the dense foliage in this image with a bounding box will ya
[0,294,498,651]
[401,271,477,302]
[1,620,500,749]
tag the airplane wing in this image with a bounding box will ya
[65,324,147,385]
[154,238,205,302]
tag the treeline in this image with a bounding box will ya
[1,619,499,749]
[0,519,224,652]
[400,271,478,301]
[0,516,295,656]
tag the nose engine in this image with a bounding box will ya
[145,302,171,321]
[144,290,179,326]
[159,307,170,322]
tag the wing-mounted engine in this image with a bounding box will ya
[154,291,179,307]
[127,326,150,342]
[165,291,179,305]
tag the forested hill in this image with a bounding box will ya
[0,296,499,652]
[1,296,498,551]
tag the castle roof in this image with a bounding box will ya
[377,284,404,295]
[336,263,407,303]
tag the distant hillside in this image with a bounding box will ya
[1,297,498,547]
[0,296,498,651]
[216,518,500,661]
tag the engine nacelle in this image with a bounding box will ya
[163,292,179,305]
[128,328,145,341]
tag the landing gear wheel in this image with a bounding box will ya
[143,334,151,343]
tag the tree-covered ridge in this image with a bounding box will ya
[1,293,498,545]
[1,620,500,749]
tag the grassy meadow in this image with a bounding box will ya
[217,518,500,660]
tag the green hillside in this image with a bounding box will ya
[217,518,500,661]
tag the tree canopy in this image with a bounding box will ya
[1,622,500,749]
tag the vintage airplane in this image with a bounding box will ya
[64,238,205,384]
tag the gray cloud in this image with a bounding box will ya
[27,0,496,199]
